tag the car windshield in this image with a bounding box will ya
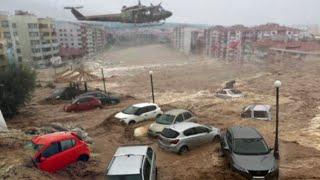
[233,138,269,155]
[156,114,175,125]
[161,128,179,138]
[122,106,139,114]
[107,174,142,180]
[254,111,269,118]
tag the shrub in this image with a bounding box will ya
[0,64,36,118]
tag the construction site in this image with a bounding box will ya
[1,42,320,179]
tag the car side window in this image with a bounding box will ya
[183,128,196,136]
[183,112,192,120]
[195,127,209,134]
[175,114,184,123]
[143,159,151,180]
[60,139,76,151]
[146,147,153,160]
[148,106,156,112]
[220,90,227,94]
[136,107,147,115]
[42,142,60,158]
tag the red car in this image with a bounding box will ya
[64,96,102,112]
[31,132,90,172]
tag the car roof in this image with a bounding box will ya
[75,95,96,100]
[165,109,189,116]
[107,146,149,176]
[32,132,76,145]
[229,126,262,139]
[132,103,158,108]
[167,122,201,132]
[114,145,148,156]
[253,105,271,111]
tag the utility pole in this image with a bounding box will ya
[149,71,155,103]
[101,68,107,94]
[274,80,281,160]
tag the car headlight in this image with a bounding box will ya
[233,163,248,173]
[269,164,278,173]
[55,96,60,99]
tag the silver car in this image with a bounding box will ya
[105,145,157,180]
[158,122,220,154]
[215,89,244,99]
[148,109,197,137]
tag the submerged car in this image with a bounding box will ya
[105,145,157,180]
[220,126,278,179]
[241,104,272,121]
[46,87,83,101]
[29,132,90,172]
[215,89,244,99]
[158,122,220,154]
[64,96,102,112]
[77,91,120,105]
[148,109,197,137]
[115,103,162,125]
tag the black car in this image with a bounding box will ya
[78,91,120,105]
[46,87,83,101]
[220,126,279,179]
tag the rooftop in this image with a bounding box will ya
[32,132,76,145]
[132,102,157,108]
[229,126,262,139]
[165,109,189,116]
[168,122,200,132]
[107,145,149,176]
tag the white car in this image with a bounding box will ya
[215,89,244,99]
[115,103,163,125]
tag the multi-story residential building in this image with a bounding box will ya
[11,11,59,66]
[203,23,302,62]
[38,18,59,62]
[55,21,85,59]
[0,11,22,69]
[171,26,197,55]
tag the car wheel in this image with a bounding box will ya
[155,167,158,180]
[128,120,136,125]
[78,154,89,162]
[212,135,220,143]
[178,146,189,155]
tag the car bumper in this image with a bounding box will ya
[157,140,179,153]
[148,130,160,137]
[233,168,279,180]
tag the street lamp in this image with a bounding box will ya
[149,71,155,103]
[274,80,281,160]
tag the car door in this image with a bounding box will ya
[147,147,156,180]
[193,126,212,146]
[182,112,196,122]
[145,106,157,119]
[142,156,152,180]
[136,107,148,122]
[182,128,198,149]
[39,142,64,172]
[59,139,77,166]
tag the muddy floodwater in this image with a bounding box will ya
[2,44,320,179]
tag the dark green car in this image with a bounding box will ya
[78,91,120,105]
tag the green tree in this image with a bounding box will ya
[0,64,36,118]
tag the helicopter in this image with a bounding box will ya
[64,1,172,24]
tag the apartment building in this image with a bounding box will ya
[11,11,58,66]
[0,11,22,70]
[171,26,196,55]
[204,26,227,58]
[55,21,85,59]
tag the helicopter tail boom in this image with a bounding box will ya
[64,6,86,20]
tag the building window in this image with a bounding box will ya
[1,21,9,28]
[3,32,11,39]
[29,32,39,37]
[28,23,38,29]
[12,23,17,28]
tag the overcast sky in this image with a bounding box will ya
[1,0,319,26]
